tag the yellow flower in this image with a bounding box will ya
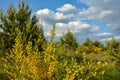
[97,61,101,65]
[102,71,105,75]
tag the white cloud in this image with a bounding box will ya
[79,0,120,34]
[55,12,73,21]
[34,2,120,43]
[56,21,91,35]
[90,26,99,32]
[99,36,120,42]
[79,7,113,20]
[35,8,75,37]
[57,4,77,13]
[96,32,112,37]
[35,7,99,39]
[35,9,54,24]
[99,10,113,19]
[35,8,74,24]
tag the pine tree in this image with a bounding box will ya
[93,40,103,48]
[60,30,78,50]
[0,0,46,56]
[83,38,93,47]
[106,38,120,72]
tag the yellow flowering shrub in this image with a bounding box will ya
[3,24,58,80]
[43,22,58,79]
[0,1,119,79]
[76,45,104,54]
[2,25,107,80]
[3,31,31,79]
[63,53,107,80]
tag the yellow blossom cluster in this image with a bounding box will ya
[2,26,107,80]
[63,53,107,80]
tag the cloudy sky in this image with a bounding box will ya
[0,0,120,43]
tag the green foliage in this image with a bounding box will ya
[79,39,104,54]
[60,29,78,50]
[1,23,108,80]
[83,38,93,47]
[106,38,120,72]
[0,0,120,80]
[83,38,103,48]
[0,0,46,56]
[2,25,57,80]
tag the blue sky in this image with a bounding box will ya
[0,0,120,42]
[0,0,88,12]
